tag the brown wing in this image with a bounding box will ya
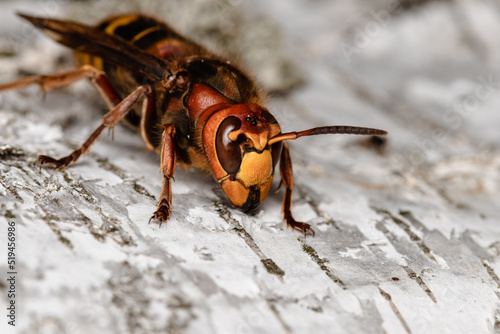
[18,13,170,82]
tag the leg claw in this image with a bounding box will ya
[149,199,171,227]
[285,215,315,237]
[35,152,79,170]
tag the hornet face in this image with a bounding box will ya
[203,103,283,212]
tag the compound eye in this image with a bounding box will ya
[216,117,243,173]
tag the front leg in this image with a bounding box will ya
[279,142,315,236]
[149,124,176,226]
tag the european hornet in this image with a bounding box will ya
[0,13,387,235]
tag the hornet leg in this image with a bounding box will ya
[36,85,150,168]
[0,64,148,168]
[279,142,315,236]
[0,64,122,108]
[149,124,176,226]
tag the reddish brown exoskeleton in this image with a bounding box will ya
[0,13,387,235]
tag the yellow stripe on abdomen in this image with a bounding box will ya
[75,52,103,71]
[104,14,140,35]
[130,25,162,43]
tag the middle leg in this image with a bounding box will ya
[36,85,151,168]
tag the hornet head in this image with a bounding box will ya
[203,103,283,212]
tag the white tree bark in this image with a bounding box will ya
[1,1,500,333]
